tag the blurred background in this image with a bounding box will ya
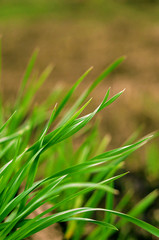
[0,0,159,239]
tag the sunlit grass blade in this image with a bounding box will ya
[91,135,153,161]
[32,137,151,182]
[62,217,118,230]
[88,56,125,94]
[52,182,118,195]
[98,89,125,112]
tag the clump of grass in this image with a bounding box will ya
[0,45,158,240]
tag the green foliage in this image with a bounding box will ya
[0,47,158,240]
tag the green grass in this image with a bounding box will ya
[0,45,159,239]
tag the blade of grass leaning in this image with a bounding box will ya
[52,66,93,122]
[27,88,119,153]
[28,97,93,153]
[34,135,153,184]
[59,57,125,126]
[90,135,153,162]
[51,182,118,195]
[97,89,125,112]
[62,217,118,230]
[40,89,124,150]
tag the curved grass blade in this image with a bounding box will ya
[62,217,118,230]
